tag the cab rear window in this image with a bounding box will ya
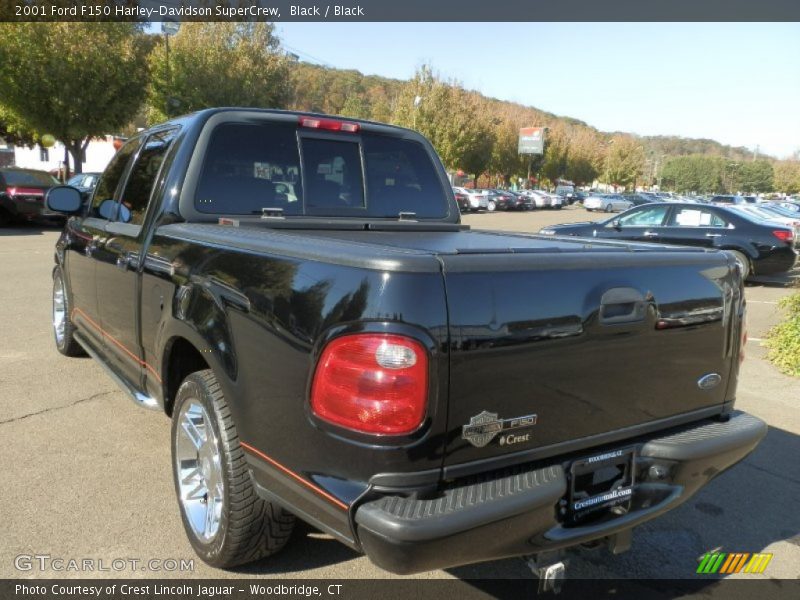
[194,122,448,218]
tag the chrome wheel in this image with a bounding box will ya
[487,201,496,212]
[175,400,224,542]
[53,274,66,347]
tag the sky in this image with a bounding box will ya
[276,22,800,159]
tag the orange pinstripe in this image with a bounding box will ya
[239,441,349,511]
[72,307,162,384]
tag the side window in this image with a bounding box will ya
[91,139,140,219]
[195,122,303,215]
[671,208,728,228]
[615,205,669,227]
[116,129,178,225]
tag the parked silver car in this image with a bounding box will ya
[583,194,633,212]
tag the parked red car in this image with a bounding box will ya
[0,167,61,226]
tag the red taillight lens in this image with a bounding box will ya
[299,116,360,133]
[773,229,794,242]
[5,187,17,196]
[310,334,428,435]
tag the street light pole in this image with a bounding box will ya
[162,21,181,117]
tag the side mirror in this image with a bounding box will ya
[97,199,118,220]
[46,186,83,214]
[612,219,622,229]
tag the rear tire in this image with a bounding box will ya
[171,370,295,568]
[52,267,85,357]
[728,250,751,280]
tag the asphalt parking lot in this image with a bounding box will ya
[1,208,798,583]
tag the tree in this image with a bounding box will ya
[541,124,570,184]
[0,23,151,173]
[603,137,645,190]
[392,66,493,177]
[339,95,371,120]
[564,129,603,186]
[0,105,37,147]
[774,161,800,194]
[660,155,726,193]
[147,23,291,124]
[735,160,774,193]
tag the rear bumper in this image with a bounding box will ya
[753,246,797,275]
[354,411,766,574]
[0,197,59,221]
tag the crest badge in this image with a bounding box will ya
[462,411,537,448]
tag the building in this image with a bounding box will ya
[0,136,118,175]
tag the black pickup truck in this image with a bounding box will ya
[46,109,766,578]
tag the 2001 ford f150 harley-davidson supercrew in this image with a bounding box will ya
[46,109,766,577]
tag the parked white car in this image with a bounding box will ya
[583,194,633,212]
[526,190,552,209]
[454,187,489,211]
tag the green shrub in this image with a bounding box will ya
[766,292,800,376]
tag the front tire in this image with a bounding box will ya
[172,370,295,568]
[604,204,612,212]
[52,267,85,357]
[487,201,496,212]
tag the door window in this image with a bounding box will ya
[91,138,140,219]
[115,129,178,225]
[613,205,669,227]
[669,208,728,228]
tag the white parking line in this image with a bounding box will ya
[748,338,764,343]
[747,301,779,305]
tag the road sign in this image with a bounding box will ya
[518,127,545,155]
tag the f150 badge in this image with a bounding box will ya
[462,411,538,448]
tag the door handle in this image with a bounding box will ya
[705,233,722,238]
[599,287,647,325]
[115,252,139,271]
[115,255,131,271]
[643,231,659,238]
[85,237,102,257]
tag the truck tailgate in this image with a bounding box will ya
[440,249,742,469]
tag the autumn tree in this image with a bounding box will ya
[147,23,291,124]
[774,161,800,194]
[0,23,151,173]
[541,124,570,184]
[392,66,494,178]
[565,129,604,186]
[603,137,646,190]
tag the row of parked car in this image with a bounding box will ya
[452,187,569,212]
[542,199,800,279]
[580,191,800,214]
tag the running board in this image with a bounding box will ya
[74,332,160,411]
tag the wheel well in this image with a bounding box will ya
[164,337,209,416]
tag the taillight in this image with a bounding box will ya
[5,187,16,196]
[310,334,428,434]
[299,116,360,133]
[773,229,793,242]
